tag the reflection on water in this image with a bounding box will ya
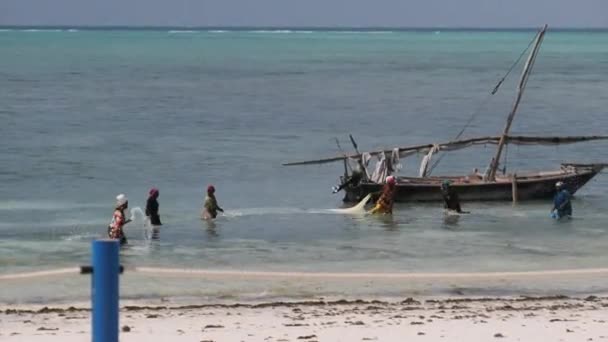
[442,213,461,229]
[376,214,399,231]
[204,220,219,238]
[148,226,161,241]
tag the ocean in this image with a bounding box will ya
[1,28,608,304]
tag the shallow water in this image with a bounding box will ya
[1,28,607,303]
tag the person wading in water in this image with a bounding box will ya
[108,194,131,245]
[202,185,224,219]
[440,180,468,214]
[369,175,397,215]
[551,181,572,219]
[145,187,162,226]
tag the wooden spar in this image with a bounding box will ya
[282,136,497,166]
[487,24,548,181]
[507,135,608,144]
[282,134,608,166]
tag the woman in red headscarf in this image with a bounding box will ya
[202,185,224,219]
[369,175,397,215]
[145,187,162,226]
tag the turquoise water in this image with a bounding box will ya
[1,28,608,303]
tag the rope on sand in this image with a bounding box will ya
[0,268,80,280]
[3,266,608,281]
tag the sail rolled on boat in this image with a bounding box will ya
[282,135,608,166]
[506,135,608,146]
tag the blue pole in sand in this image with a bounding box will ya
[92,239,120,342]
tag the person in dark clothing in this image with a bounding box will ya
[202,185,224,220]
[440,180,468,214]
[145,187,162,226]
[551,181,572,219]
[332,168,364,194]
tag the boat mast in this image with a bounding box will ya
[486,24,548,181]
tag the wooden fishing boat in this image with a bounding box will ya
[283,25,607,203]
[341,163,605,203]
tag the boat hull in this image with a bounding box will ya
[342,165,602,203]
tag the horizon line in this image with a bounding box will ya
[1,24,608,31]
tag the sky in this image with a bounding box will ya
[1,0,607,28]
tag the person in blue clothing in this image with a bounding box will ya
[551,181,572,219]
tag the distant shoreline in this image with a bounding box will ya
[1,25,608,32]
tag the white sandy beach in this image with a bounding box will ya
[2,295,607,342]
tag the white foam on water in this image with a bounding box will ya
[337,30,394,34]
[168,30,197,34]
[61,232,98,242]
[143,226,161,241]
[21,29,62,32]
[249,30,293,33]
[443,209,463,216]
[247,30,314,34]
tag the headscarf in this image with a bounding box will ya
[149,187,159,198]
[116,194,128,207]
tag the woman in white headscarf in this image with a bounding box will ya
[108,194,131,245]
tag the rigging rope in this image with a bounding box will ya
[491,36,538,95]
[427,34,539,175]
